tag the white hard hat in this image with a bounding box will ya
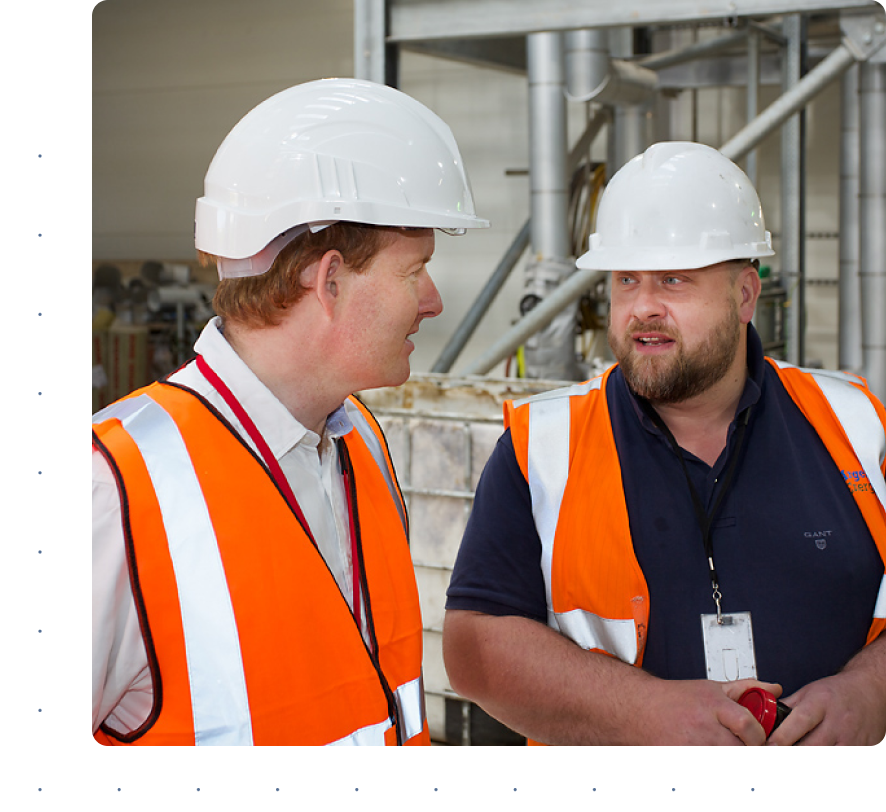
[576,141,774,271]
[195,78,489,278]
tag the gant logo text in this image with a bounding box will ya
[805,529,833,550]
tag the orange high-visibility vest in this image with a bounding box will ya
[505,360,886,671]
[93,381,429,746]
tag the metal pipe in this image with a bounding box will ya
[527,32,569,260]
[781,14,806,366]
[839,64,863,373]
[859,61,886,400]
[461,268,605,377]
[524,31,578,380]
[639,28,748,71]
[564,29,609,100]
[746,27,761,187]
[609,27,649,175]
[746,25,764,341]
[660,27,696,142]
[353,0,386,84]
[431,221,530,373]
[567,105,611,168]
[431,108,610,374]
[719,43,857,163]
[565,29,656,107]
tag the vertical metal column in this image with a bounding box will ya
[522,31,579,380]
[746,27,761,187]
[661,27,697,142]
[859,61,886,400]
[780,14,806,366]
[527,32,569,260]
[839,64,863,374]
[353,0,386,84]
[608,27,648,176]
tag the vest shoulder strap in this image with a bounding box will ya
[345,396,408,537]
[770,359,886,627]
[769,359,886,511]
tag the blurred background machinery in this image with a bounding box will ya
[92,260,215,412]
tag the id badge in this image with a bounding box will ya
[701,612,757,681]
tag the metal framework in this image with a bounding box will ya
[355,1,886,397]
[388,0,874,41]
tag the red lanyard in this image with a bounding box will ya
[196,355,363,633]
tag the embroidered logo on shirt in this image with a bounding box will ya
[842,469,873,495]
[804,530,832,550]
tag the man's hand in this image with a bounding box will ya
[767,633,886,745]
[767,670,886,745]
[636,678,782,746]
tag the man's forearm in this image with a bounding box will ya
[841,630,886,682]
[442,609,773,745]
[838,630,886,741]
[443,609,653,744]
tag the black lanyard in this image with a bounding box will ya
[638,398,752,619]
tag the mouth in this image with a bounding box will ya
[632,333,675,352]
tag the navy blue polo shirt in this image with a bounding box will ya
[446,327,884,695]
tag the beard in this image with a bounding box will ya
[608,302,740,404]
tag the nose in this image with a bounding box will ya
[419,271,444,320]
[630,276,666,323]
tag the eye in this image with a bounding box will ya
[409,258,431,277]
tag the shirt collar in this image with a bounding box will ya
[325,403,354,440]
[739,322,765,412]
[193,317,353,458]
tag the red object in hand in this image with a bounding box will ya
[738,687,792,738]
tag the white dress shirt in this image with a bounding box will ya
[92,317,360,735]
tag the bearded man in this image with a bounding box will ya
[441,142,886,746]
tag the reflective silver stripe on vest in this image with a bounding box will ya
[345,399,408,536]
[340,403,425,740]
[327,717,391,746]
[774,361,886,620]
[528,395,570,623]
[522,376,638,661]
[327,676,424,745]
[95,394,254,745]
[557,609,638,665]
[394,674,426,742]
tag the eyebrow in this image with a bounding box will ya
[409,253,433,268]
[400,254,433,275]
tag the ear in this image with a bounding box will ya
[312,250,345,317]
[737,264,762,325]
